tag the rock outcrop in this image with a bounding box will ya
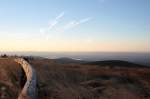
[14,58,37,99]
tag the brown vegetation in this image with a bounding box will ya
[30,58,150,99]
[0,58,22,99]
[0,58,150,99]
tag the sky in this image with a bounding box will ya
[0,0,150,52]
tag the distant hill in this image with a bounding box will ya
[85,60,149,68]
[52,57,86,64]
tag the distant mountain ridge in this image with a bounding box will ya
[85,60,150,68]
[51,57,149,68]
[52,57,86,64]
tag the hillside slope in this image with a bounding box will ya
[30,58,150,99]
[0,58,150,99]
[86,60,149,68]
[0,58,21,99]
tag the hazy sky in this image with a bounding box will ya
[0,0,150,52]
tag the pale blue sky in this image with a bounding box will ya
[0,0,150,52]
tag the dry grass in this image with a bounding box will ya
[0,58,22,99]
[0,58,150,99]
[30,58,150,99]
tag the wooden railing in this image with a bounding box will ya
[14,58,37,99]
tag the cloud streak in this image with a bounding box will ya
[40,12,92,34]
[63,17,92,31]
[40,12,65,34]
[55,12,65,20]
[48,11,64,30]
